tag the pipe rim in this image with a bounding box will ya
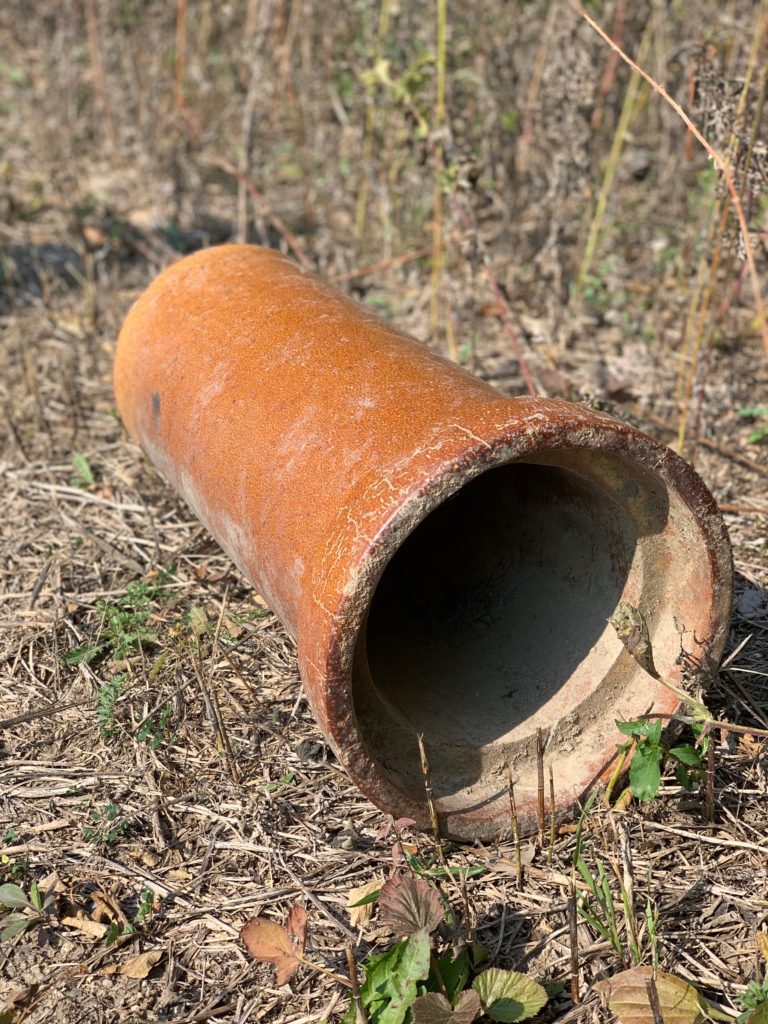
[311,401,733,841]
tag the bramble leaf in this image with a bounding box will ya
[379,875,443,937]
[473,968,548,1022]
[412,989,482,1024]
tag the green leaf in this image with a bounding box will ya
[473,969,548,1022]
[349,889,382,908]
[629,746,662,801]
[379,930,432,1024]
[379,875,443,937]
[355,933,432,1024]
[28,881,42,912]
[412,990,482,1024]
[644,720,663,746]
[1,914,32,940]
[63,642,106,667]
[71,452,94,488]
[670,745,703,767]
[616,719,650,737]
[429,949,470,1003]
[0,884,31,910]
[675,764,697,791]
[737,405,768,418]
[543,981,567,997]
[471,941,489,968]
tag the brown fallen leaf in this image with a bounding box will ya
[347,878,383,929]
[595,966,712,1024]
[757,930,768,962]
[120,949,164,979]
[241,905,307,986]
[286,905,307,959]
[61,913,108,940]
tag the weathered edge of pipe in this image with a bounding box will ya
[114,244,733,842]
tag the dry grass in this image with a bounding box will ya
[1,1,767,1021]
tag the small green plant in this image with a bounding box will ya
[340,874,548,1023]
[137,704,173,750]
[265,769,296,793]
[64,572,172,667]
[97,674,126,740]
[615,718,705,801]
[83,804,129,845]
[738,978,768,1023]
[0,880,56,942]
[133,888,156,928]
[737,405,768,444]
[71,451,95,489]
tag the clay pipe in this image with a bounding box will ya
[114,244,733,841]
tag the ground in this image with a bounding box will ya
[1,1,767,1022]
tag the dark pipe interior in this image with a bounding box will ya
[353,461,637,802]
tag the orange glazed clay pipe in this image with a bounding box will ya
[114,245,733,841]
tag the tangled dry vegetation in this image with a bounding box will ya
[1,1,767,1022]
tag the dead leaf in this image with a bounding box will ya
[167,867,193,881]
[392,841,419,866]
[379,875,443,937]
[286,906,307,958]
[92,891,129,928]
[61,913,108,939]
[241,905,307,985]
[740,735,764,757]
[595,966,712,1024]
[491,846,536,875]
[756,930,768,962]
[120,949,164,979]
[347,878,383,929]
[373,816,417,842]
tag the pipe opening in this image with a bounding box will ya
[353,459,653,808]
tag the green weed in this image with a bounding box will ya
[97,674,126,740]
[133,888,156,927]
[136,704,173,750]
[339,873,545,1023]
[737,405,768,445]
[615,718,706,801]
[70,451,95,489]
[0,880,56,942]
[64,570,173,667]
[83,803,129,845]
[738,978,768,1023]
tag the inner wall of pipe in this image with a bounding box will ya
[353,461,639,803]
